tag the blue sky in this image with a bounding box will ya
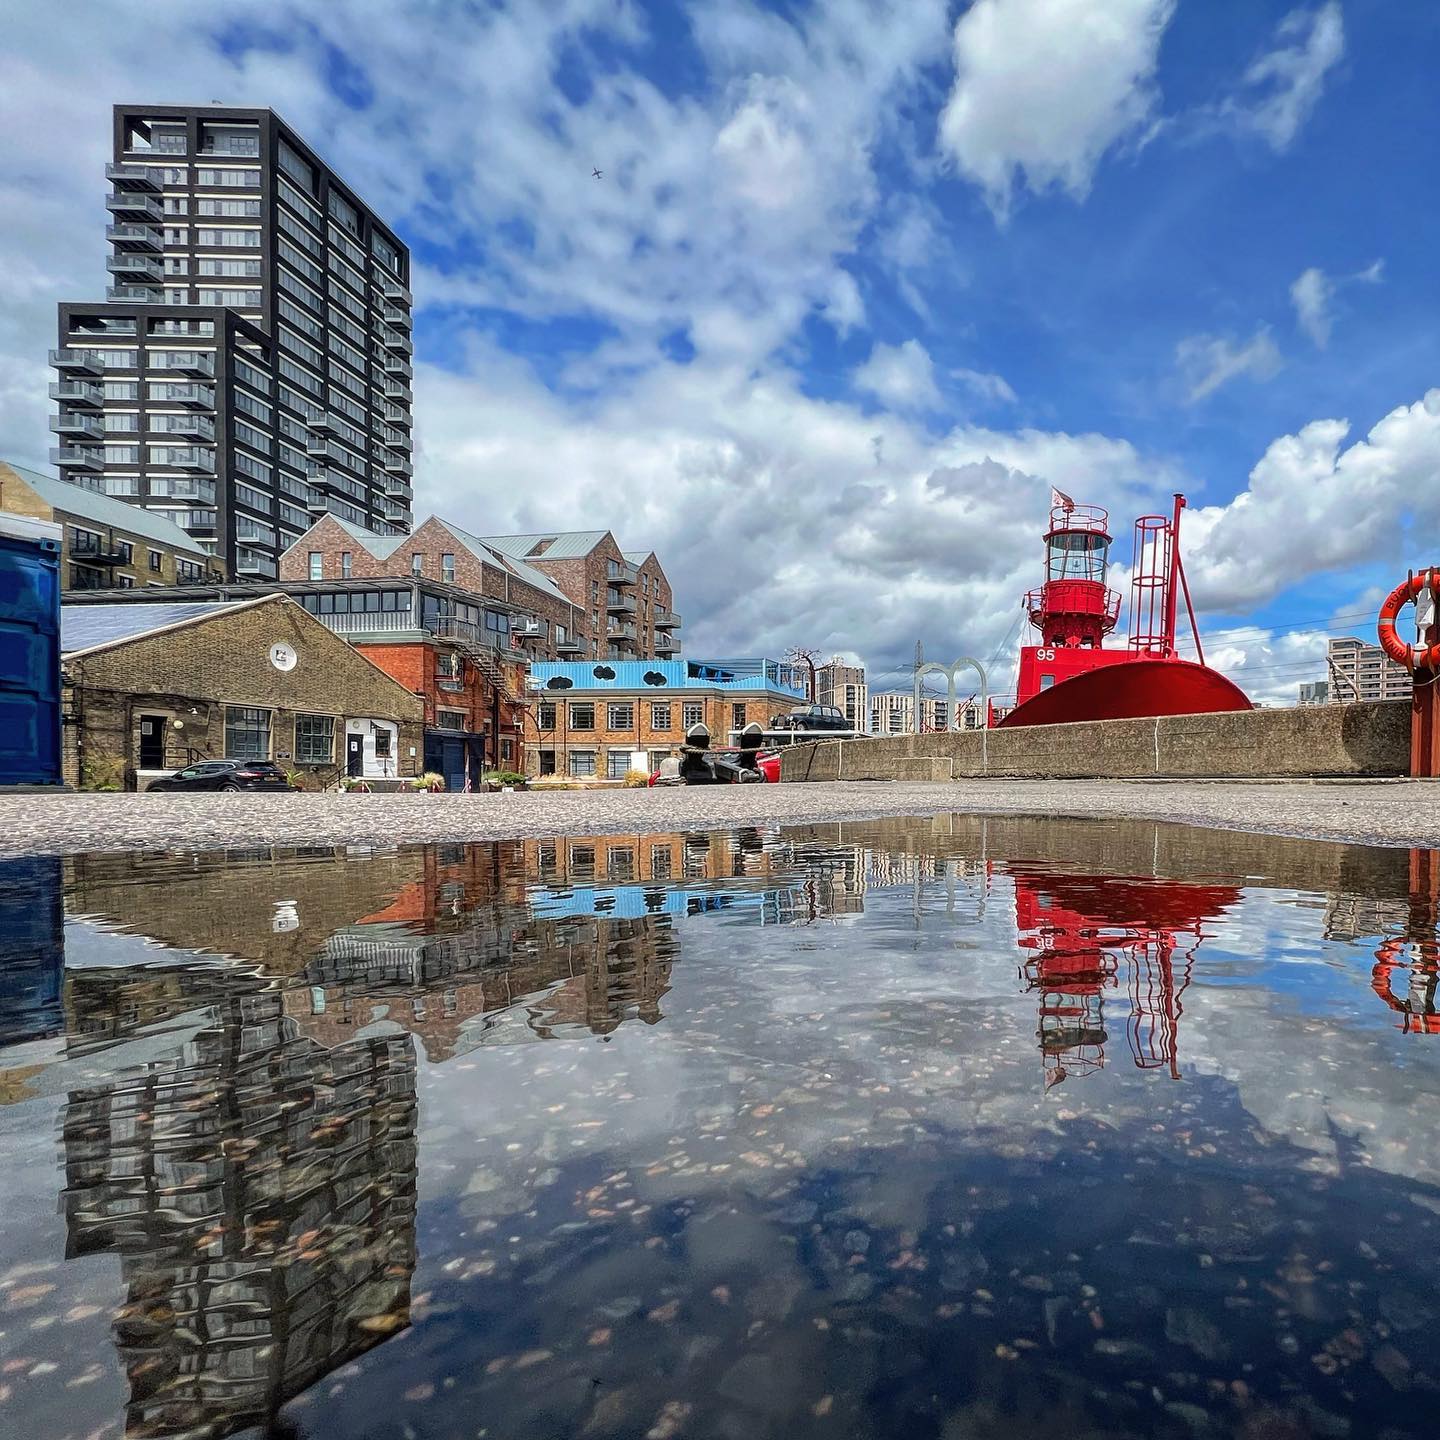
[2,0,1438,701]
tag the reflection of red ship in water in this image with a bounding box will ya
[1372,849,1440,1035]
[1013,869,1240,1086]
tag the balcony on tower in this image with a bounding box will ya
[50,412,104,443]
[106,223,162,252]
[50,348,104,376]
[49,379,104,408]
[50,446,104,472]
[106,252,162,282]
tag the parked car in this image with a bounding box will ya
[148,760,295,793]
[649,747,781,786]
[770,703,853,734]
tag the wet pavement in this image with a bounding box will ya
[2,814,1440,1439]
[3,778,1440,857]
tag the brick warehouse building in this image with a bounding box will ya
[60,594,424,789]
[281,514,586,660]
[284,517,680,662]
[63,571,532,788]
[526,657,806,780]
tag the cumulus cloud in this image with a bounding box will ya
[1214,1,1346,151]
[938,0,1176,216]
[853,339,943,412]
[1183,390,1440,611]
[1175,327,1283,403]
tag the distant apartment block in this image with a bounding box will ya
[817,657,867,731]
[50,105,413,579]
[1297,679,1330,706]
[1327,636,1410,703]
[870,690,984,734]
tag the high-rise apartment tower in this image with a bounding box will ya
[50,105,413,577]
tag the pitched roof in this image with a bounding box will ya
[323,516,408,560]
[622,550,654,566]
[480,530,611,562]
[61,599,273,657]
[436,521,571,604]
[1,461,208,555]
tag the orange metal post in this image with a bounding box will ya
[1411,566,1440,778]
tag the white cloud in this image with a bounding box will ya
[952,368,1018,406]
[1217,1,1345,151]
[1290,258,1384,349]
[1184,389,1440,611]
[1175,327,1283,403]
[938,0,1176,216]
[1290,266,1334,348]
[853,339,943,413]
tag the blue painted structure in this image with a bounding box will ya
[0,856,65,1044]
[528,657,806,696]
[0,514,63,787]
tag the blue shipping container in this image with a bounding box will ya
[0,514,63,786]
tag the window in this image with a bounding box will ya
[308,551,323,580]
[441,552,455,584]
[341,551,352,578]
[607,702,633,731]
[537,703,556,730]
[198,197,262,217]
[606,751,632,780]
[277,138,316,194]
[197,228,261,247]
[295,714,335,764]
[225,706,271,760]
[569,751,596,778]
[650,702,671,731]
[197,168,260,187]
[411,552,424,576]
[569,844,596,877]
[375,729,393,759]
[115,541,133,565]
[732,703,747,732]
[198,257,261,277]
[198,287,262,308]
[570,703,595,730]
[148,549,162,573]
[650,844,673,880]
[436,710,466,731]
[606,843,634,876]
[682,701,704,729]
[500,738,513,763]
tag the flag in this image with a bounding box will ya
[1050,487,1076,513]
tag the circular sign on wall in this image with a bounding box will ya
[269,642,298,672]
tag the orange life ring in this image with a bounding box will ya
[1372,938,1440,1035]
[1377,569,1440,672]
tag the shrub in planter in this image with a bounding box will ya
[340,775,371,793]
[623,769,651,788]
[482,769,528,791]
[412,772,446,793]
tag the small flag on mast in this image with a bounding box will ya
[1050,487,1076,513]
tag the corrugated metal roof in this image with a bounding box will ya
[621,550,653,566]
[1,461,208,555]
[62,601,255,656]
[481,530,611,562]
[437,521,571,604]
[528,659,805,696]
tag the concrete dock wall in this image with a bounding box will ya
[779,701,1411,783]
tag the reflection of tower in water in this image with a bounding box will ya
[61,967,417,1440]
[1013,871,1239,1087]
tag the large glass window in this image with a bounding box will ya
[607,702,633,731]
[295,714,334,764]
[568,751,596,778]
[225,706,271,760]
[606,751,632,780]
[570,703,595,730]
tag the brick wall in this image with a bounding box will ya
[526,688,796,776]
[65,595,425,788]
[280,514,583,661]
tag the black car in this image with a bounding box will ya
[771,703,854,734]
[148,760,295,793]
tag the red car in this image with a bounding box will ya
[649,747,781,785]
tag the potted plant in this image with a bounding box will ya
[340,775,372,793]
[481,769,529,792]
[412,772,446,793]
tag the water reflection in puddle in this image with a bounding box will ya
[2,817,1439,1440]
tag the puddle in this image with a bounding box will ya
[1,816,1439,1439]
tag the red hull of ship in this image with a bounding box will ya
[996,657,1252,728]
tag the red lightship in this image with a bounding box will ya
[996,492,1251,728]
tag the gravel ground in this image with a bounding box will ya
[1,778,1439,856]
